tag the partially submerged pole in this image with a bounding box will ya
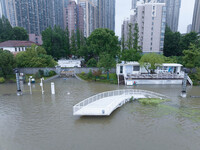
[181,68,189,98]
[15,69,22,96]
[28,76,32,95]
[51,82,55,95]
[40,78,44,94]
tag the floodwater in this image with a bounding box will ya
[0,78,200,150]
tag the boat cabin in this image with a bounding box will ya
[116,61,183,77]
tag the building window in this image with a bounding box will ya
[150,47,152,51]
[152,17,154,20]
[153,6,155,10]
[120,66,123,74]
[133,66,140,71]
[15,48,17,52]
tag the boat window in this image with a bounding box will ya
[120,66,123,73]
[133,66,140,71]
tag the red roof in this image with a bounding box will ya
[0,40,40,47]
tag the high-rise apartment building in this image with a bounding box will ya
[149,0,181,32]
[165,0,181,32]
[137,0,181,32]
[192,0,200,33]
[78,0,97,37]
[1,0,64,34]
[121,19,130,45]
[0,2,2,17]
[0,0,17,27]
[137,3,166,53]
[132,0,138,9]
[64,0,84,37]
[187,24,192,33]
[98,0,115,31]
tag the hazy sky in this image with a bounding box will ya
[115,0,196,37]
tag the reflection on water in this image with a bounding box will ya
[0,78,200,150]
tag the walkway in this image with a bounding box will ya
[73,89,167,116]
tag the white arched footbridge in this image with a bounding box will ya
[73,89,168,116]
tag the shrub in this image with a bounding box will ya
[93,70,102,78]
[44,69,49,77]
[87,69,93,79]
[86,58,97,67]
[38,69,44,76]
[0,77,5,83]
[81,72,85,75]
[49,70,56,77]
[34,72,41,79]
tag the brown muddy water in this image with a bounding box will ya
[0,78,200,150]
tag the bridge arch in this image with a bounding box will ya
[73,89,168,116]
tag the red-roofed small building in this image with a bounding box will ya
[0,40,39,55]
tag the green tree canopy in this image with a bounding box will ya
[12,27,28,40]
[0,16,14,42]
[163,26,181,56]
[16,45,57,67]
[0,49,16,78]
[42,26,69,60]
[97,52,116,79]
[163,27,199,57]
[0,16,28,42]
[183,44,200,68]
[87,28,120,60]
[121,48,142,62]
[180,32,199,52]
[86,58,97,67]
[139,53,164,73]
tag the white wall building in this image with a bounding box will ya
[58,59,82,68]
[0,40,38,55]
[116,61,187,85]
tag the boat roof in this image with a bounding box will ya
[117,61,140,66]
[162,63,183,67]
[117,62,183,67]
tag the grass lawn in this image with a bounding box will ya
[138,98,170,105]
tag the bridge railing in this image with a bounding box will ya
[73,89,167,114]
